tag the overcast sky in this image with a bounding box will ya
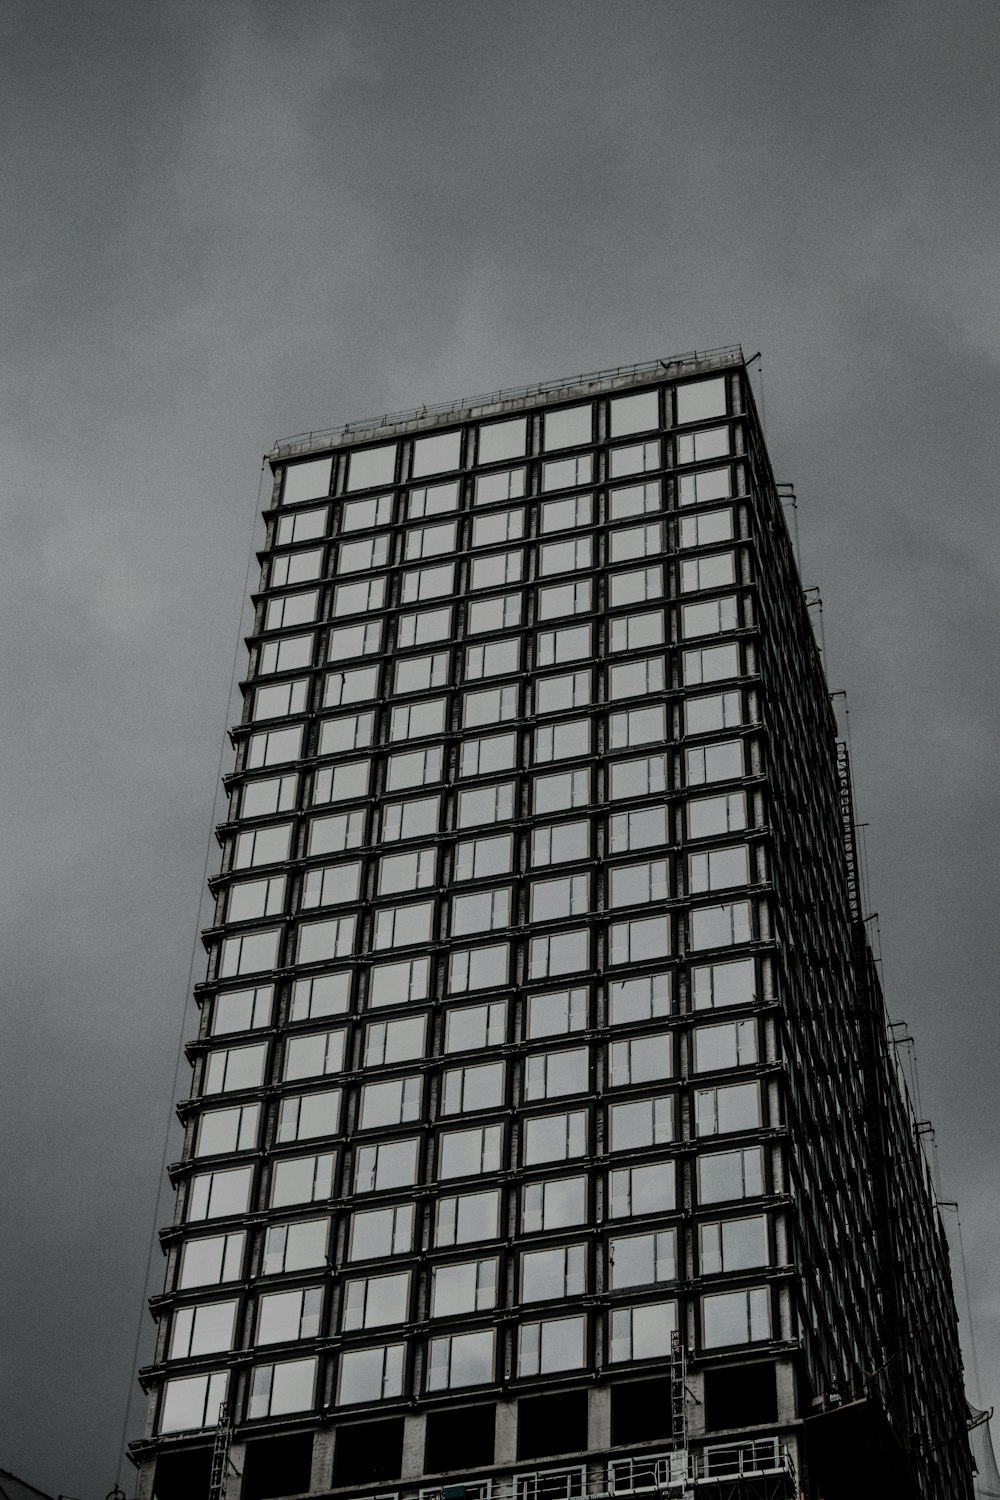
[2,2,998,1494]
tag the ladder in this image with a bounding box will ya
[670,1330,687,1453]
[208,1401,233,1500]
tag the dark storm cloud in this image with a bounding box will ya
[1,2,997,1492]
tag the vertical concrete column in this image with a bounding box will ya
[401,1412,427,1479]
[227,1441,247,1498]
[686,1370,706,1439]
[310,1427,335,1492]
[775,1358,798,1422]
[134,1460,156,1500]
[587,1385,611,1450]
[494,1398,518,1464]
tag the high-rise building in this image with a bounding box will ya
[131,350,974,1500]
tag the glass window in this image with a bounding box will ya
[472,508,524,548]
[241,775,297,819]
[336,1343,405,1404]
[698,1146,765,1204]
[676,425,730,465]
[295,913,356,964]
[608,1161,675,1219]
[359,1077,422,1130]
[211,986,274,1035]
[466,638,520,680]
[394,651,450,695]
[528,929,590,980]
[609,481,660,520]
[678,467,732,507]
[284,457,332,507]
[608,1034,672,1088]
[323,665,379,709]
[542,454,593,491]
[680,551,737,593]
[689,845,750,894]
[682,597,739,638]
[397,604,452,649]
[530,820,589,868]
[227,875,286,922]
[527,987,587,1039]
[186,1167,254,1223]
[408,480,460,519]
[609,1300,676,1362]
[354,1138,420,1194]
[609,972,671,1026]
[400,562,455,604]
[378,849,436,896]
[262,1218,328,1275]
[338,535,390,574]
[312,759,370,805]
[341,493,393,531]
[608,1229,676,1290]
[317,711,374,756]
[248,1356,318,1418]
[289,973,351,1023]
[679,507,733,550]
[327,621,381,663]
[426,1329,496,1391]
[430,1258,498,1317]
[466,592,521,635]
[692,958,756,1011]
[686,740,743,785]
[543,404,592,450]
[462,684,518,730]
[702,1287,771,1348]
[607,806,669,854]
[275,1090,340,1144]
[367,955,431,1008]
[442,1060,505,1114]
[683,642,740,686]
[451,886,511,937]
[536,623,591,668]
[533,719,590,764]
[694,1082,760,1136]
[535,670,590,714]
[517,1315,586,1376]
[608,1096,673,1151]
[307,808,366,857]
[342,1271,410,1331]
[608,753,668,801]
[529,873,589,922]
[348,1203,415,1261]
[454,832,513,882]
[685,691,742,735]
[381,795,441,842]
[405,520,457,562]
[158,1371,229,1434]
[608,656,665,701]
[522,1175,587,1233]
[470,549,522,591]
[258,634,313,676]
[435,1189,502,1247]
[474,466,526,505]
[217,929,282,981]
[610,440,659,478]
[333,576,386,617]
[385,746,444,793]
[610,389,659,437]
[203,1044,268,1094]
[169,1299,238,1359]
[364,1015,426,1066]
[537,579,592,621]
[610,522,662,564]
[245,727,303,772]
[438,1124,503,1179]
[521,1243,586,1301]
[541,493,592,533]
[283,1028,346,1081]
[524,1046,588,1100]
[478,417,526,464]
[609,566,663,608]
[412,429,461,478]
[700,1214,769,1274]
[675,377,727,425]
[457,782,516,828]
[372,899,435,951]
[533,768,589,815]
[611,906,671,966]
[608,610,663,655]
[265,589,319,632]
[539,537,592,576]
[346,444,396,492]
[270,549,324,588]
[253,679,309,722]
[444,1000,506,1053]
[522,1109,587,1165]
[688,901,753,951]
[178,1232,245,1289]
[270,1153,335,1208]
[256,1286,323,1344]
[389,698,447,741]
[693,1019,757,1071]
[448,943,509,994]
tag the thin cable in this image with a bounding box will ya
[956,1210,985,1410]
[113,463,266,1491]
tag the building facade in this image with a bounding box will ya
[131,351,974,1500]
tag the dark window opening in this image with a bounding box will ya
[153,1447,212,1500]
[704,1362,778,1432]
[333,1416,405,1487]
[242,1432,314,1499]
[517,1389,588,1461]
[425,1403,497,1474]
[610,1377,673,1446]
